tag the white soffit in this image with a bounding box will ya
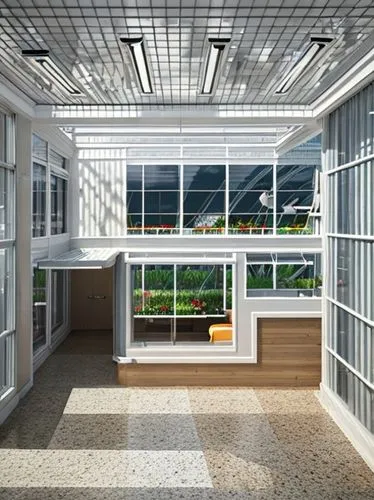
[37,248,119,269]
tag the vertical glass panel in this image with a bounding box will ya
[32,163,46,238]
[50,149,66,170]
[132,264,174,344]
[0,330,15,399]
[33,269,47,353]
[32,134,48,162]
[0,112,5,164]
[51,270,64,334]
[51,175,67,235]
[183,165,225,233]
[229,165,273,234]
[0,248,11,334]
[0,168,14,240]
[276,165,317,234]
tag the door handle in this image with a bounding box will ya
[87,295,106,299]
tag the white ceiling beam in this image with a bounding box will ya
[311,46,374,119]
[0,80,35,119]
[275,122,322,156]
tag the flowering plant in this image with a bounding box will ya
[159,304,169,313]
[191,298,206,312]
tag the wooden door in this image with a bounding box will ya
[71,268,113,330]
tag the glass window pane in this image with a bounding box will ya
[184,165,225,191]
[144,165,179,190]
[0,168,14,240]
[127,165,142,190]
[32,134,47,162]
[50,149,66,170]
[51,270,64,333]
[32,163,46,238]
[51,175,67,235]
[33,269,47,353]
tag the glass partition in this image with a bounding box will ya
[32,163,47,238]
[229,165,273,234]
[125,161,320,236]
[33,269,47,353]
[131,262,233,346]
[183,165,225,234]
[51,270,65,335]
[246,253,322,297]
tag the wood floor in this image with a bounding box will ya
[119,318,322,387]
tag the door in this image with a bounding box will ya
[71,268,113,330]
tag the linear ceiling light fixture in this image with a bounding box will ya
[201,38,231,95]
[120,37,153,94]
[275,36,334,94]
[22,49,83,96]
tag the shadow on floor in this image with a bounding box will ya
[0,330,117,449]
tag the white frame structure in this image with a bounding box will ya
[0,108,16,405]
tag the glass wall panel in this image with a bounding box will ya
[0,248,12,334]
[229,165,273,234]
[51,270,64,334]
[32,163,46,238]
[131,263,232,345]
[276,165,316,234]
[183,165,225,234]
[32,134,47,162]
[0,168,13,240]
[50,149,66,170]
[246,253,321,297]
[33,269,47,353]
[50,175,67,235]
[0,112,14,164]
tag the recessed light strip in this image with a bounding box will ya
[275,36,333,94]
[22,50,83,96]
[201,38,230,95]
[120,37,153,94]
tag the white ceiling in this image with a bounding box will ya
[0,0,373,108]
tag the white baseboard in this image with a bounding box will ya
[0,379,33,425]
[319,383,374,472]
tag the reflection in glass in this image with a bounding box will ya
[50,175,67,235]
[32,163,46,238]
[33,269,47,352]
[51,270,64,334]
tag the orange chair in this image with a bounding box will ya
[209,310,232,343]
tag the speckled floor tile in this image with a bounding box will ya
[254,389,323,414]
[203,449,275,492]
[127,414,201,450]
[63,388,130,414]
[33,355,117,389]
[0,389,71,449]
[265,412,348,445]
[194,414,285,469]
[0,450,212,488]
[48,414,128,449]
[128,389,191,414]
[188,388,263,414]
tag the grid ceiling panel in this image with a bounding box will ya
[0,0,373,106]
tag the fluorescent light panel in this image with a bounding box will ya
[275,36,333,94]
[120,37,152,94]
[22,50,83,96]
[202,38,230,95]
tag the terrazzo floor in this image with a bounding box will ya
[0,330,374,499]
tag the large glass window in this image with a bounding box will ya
[131,263,232,345]
[32,163,46,238]
[33,269,47,353]
[125,162,320,236]
[51,270,65,334]
[276,165,317,234]
[183,165,225,234]
[50,175,67,235]
[229,165,273,234]
[246,253,321,297]
[127,165,180,234]
[0,111,14,164]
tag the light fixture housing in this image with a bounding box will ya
[22,49,83,96]
[120,37,153,94]
[275,36,334,95]
[201,38,231,95]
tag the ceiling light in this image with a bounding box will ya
[120,37,153,94]
[22,49,83,96]
[275,36,333,95]
[201,38,231,95]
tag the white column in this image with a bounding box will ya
[15,114,33,391]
